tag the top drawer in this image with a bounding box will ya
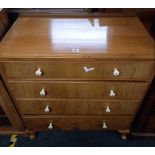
[3,61,154,80]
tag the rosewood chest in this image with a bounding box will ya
[0,16,154,139]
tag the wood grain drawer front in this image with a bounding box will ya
[23,116,133,131]
[4,62,154,80]
[8,81,147,100]
[17,100,139,115]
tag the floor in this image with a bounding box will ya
[1,131,155,147]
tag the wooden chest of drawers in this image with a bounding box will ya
[0,16,154,139]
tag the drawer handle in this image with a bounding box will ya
[48,122,53,129]
[35,68,43,76]
[109,90,116,97]
[105,106,111,113]
[44,105,50,113]
[102,122,108,129]
[40,89,46,96]
[113,68,120,76]
[84,66,95,72]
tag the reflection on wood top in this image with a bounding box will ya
[0,16,154,60]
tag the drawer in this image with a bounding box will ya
[4,61,154,80]
[8,81,147,100]
[17,99,140,115]
[23,116,134,131]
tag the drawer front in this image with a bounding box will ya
[8,81,147,100]
[23,116,133,131]
[17,100,139,115]
[4,61,154,80]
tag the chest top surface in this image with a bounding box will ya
[0,16,154,60]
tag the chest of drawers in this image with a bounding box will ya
[0,16,154,139]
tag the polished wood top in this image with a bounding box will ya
[0,16,154,60]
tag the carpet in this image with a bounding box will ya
[0,131,155,147]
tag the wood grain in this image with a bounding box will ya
[3,61,154,81]
[23,115,134,131]
[0,80,24,131]
[0,16,154,134]
[7,81,147,100]
[0,17,154,60]
[0,9,9,40]
[16,99,140,115]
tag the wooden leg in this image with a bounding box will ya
[29,133,36,140]
[16,132,36,140]
[23,130,36,140]
[118,129,130,140]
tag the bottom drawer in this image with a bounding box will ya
[23,116,134,131]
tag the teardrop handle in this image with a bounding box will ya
[109,90,116,97]
[40,89,46,96]
[105,106,111,113]
[44,105,50,113]
[113,68,120,76]
[102,122,108,129]
[35,68,43,76]
[48,122,53,129]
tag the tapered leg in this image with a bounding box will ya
[29,133,36,140]
[23,130,36,140]
[118,129,130,140]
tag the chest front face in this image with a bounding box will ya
[0,16,154,137]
